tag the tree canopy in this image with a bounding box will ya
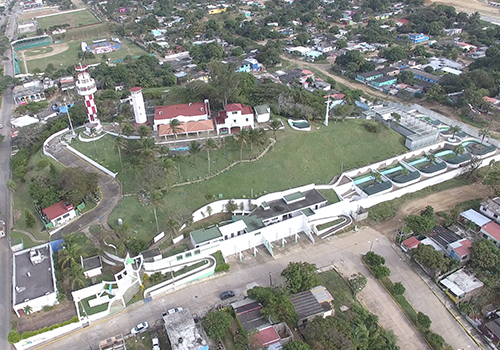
[281,261,320,294]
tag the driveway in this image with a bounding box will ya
[36,227,453,350]
[373,241,480,350]
[45,137,121,239]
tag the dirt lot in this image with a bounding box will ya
[16,300,77,334]
[374,183,491,238]
[18,9,61,21]
[428,0,500,19]
[21,43,69,61]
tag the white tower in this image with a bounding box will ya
[75,64,101,129]
[130,87,147,124]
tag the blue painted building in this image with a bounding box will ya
[408,33,429,44]
[356,71,383,83]
[371,76,397,88]
[236,62,251,73]
[406,68,440,84]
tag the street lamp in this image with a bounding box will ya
[369,238,379,252]
[269,272,272,286]
[63,97,75,136]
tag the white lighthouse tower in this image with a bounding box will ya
[75,64,101,133]
[130,87,147,125]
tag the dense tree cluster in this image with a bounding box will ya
[405,206,436,235]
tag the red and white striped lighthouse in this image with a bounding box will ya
[75,64,100,128]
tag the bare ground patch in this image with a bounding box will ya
[22,43,70,61]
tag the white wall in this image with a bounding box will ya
[64,144,118,178]
[42,127,69,162]
[14,293,58,317]
[13,321,82,350]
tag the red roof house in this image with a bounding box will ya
[153,99,210,131]
[401,236,420,252]
[215,103,254,135]
[250,326,281,348]
[481,222,500,246]
[42,200,77,230]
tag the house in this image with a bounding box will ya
[305,50,323,61]
[371,76,397,88]
[447,239,472,263]
[480,221,500,247]
[208,8,226,14]
[163,308,208,350]
[254,104,270,123]
[460,209,491,230]
[59,76,75,91]
[405,68,440,84]
[484,318,500,347]
[214,103,254,135]
[289,286,334,326]
[13,244,58,317]
[378,66,400,76]
[438,269,484,303]
[35,109,57,121]
[42,200,78,230]
[314,80,332,91]
[158,120,215,139]
[480,197,500,224]
[245,58,260,71]
[444,28,462,36]
[315,41,333,53]
[395,18,409,26]
[153,100,210,131]
[401,236,421,252]
[429,226,461,251]
[236,61,251,73]
[356,71,383,83]
[190,226,224,249]
[456,42,477,52]
[81,256,103,278]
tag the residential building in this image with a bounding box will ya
[399,33,429,44]
[214,103,254,135]
[190,226,226,249]
[236,61,251,73]
[356,71,383,83]
[401,236,421,252]
[81,256,103,278]
[429,226,461,251]
[289,286,334,326]
[456,42,477,52]
[254,104,270,123]
[305,50,323,61]
[484,318,500,347]
[245,58,260,71]
[163,308,209,350]
[153,100,211,131]
[41,200,78,230]
[447,239,472,263]
[315,41,333,53]
[378,67,400,76]
[98,334,126,350]
[59,76,76,91]
[480,221,500,247]
[405,68,440,84]
[314,80,332,91]
[480,197,500,223]
[371,76,397,88]
[158,120,215,140]
[438,269,484,303]
[460,209,491,230]
[444,28,462,36]
[13,244,58,317]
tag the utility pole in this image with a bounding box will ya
[324,95,331,127]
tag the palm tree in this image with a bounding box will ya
[248,128,265,152]
[162,158,177,188]
[205,138,217,174]
[7,180,16,192]
[479,128,492,144]
[427,153,436,165]
[169,119,183,140]
[234,128,250,161]
[114,136,127,172]
[268,119,282,141]
[150,190,165,233]
[58,237,83,269]
[454,144,465,156]
[449,125,462,140]
[23,305,33,315]
[485,159,496,178]
[138,125,151,139]
[166,218,179,239]
[141,138,156,163]
[67,264,86,290]
[121,122,134,136]
[400,167,410,177]
[189,141,201,166]
[371,171,382,186]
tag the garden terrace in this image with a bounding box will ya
[354,174,393,196]
[78,294,110,316]
[407,156,447,174]
[463,141,497,157]
[377,162,420,184]
[433,148,472,165]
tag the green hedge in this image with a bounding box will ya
[9,316,79,342]
[212,250,230,273]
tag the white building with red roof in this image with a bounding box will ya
[215,103,254,135]
[42,200,77,231]
[481,221,500,247]
[153,99,211,131]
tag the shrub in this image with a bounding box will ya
[36,159,49,170]
[364,251,385,267]
[362,121,382,133]
[372,265,391,279]
[19,316,79,340]
[215,263,230,273]
[24,209,36,228]
[391,282,406,295]
[368,202,395,222]
[426,331,445,349]
[417,312,432,329]
[8,330,21,344]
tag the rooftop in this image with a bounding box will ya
[250,326,280,348]
[402,236,421,249]
[190,226,222,245]
[251,189,327,220]
[407,68,440,82]
[225,103,253,114]
[164,309,208,350]
[13,244,56,305]
[430,226,461,248]
[219,220,247,237]
[158,120,214,136]
[289,289,327,320]
[232,298,269,331]
[254,104,270,115]
[42,200,74,221]
[81,255,102,272]
[482,221,500,241]
[460,209,491,227]
[439,269,483,297]
[451,239,472,257]
[372,76,397,83]
[481,197,500,216]
[154,101,207,121]
[232,215,265,231]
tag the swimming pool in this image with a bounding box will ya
[171,146,190,152]
[288,119,311,131]
[409,157,428,166]
[435,150,454,157]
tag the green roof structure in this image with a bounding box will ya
[190,227,222,245]
[283,192,305,204]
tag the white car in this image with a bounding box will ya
[131,322,149,335]
[167,307,183,315]
[152,337,160,350]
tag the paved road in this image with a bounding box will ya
[45,137,121,239]
[35,228,475,350]
[1,1,20,348]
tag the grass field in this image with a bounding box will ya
[25,38,148,72]
[24,46,54,56]
[102,120,407,241]
[36,9,99,30]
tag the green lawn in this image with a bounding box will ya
[10,231,40,249]
[318,269,357,312]
[36,9,99,30]
[316,218,344,231]
[78,295,109,316]
[76,120,406,242]
[317,189,340,204]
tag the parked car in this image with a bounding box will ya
[220,291,235,300]
[168,307,183,314]
[152,337,160,350]
[131,322,149,335]
[193,314,199,323]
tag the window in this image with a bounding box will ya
[185,252,192,258]
[254,232,261,236]
[176,255,183,261]
[233,119,236,123]
[63,213,70,219]
[494,214,498,219]
[245,118,248,122]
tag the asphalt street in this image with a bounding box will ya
[1,1,19,348]
[35,228,480,350]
